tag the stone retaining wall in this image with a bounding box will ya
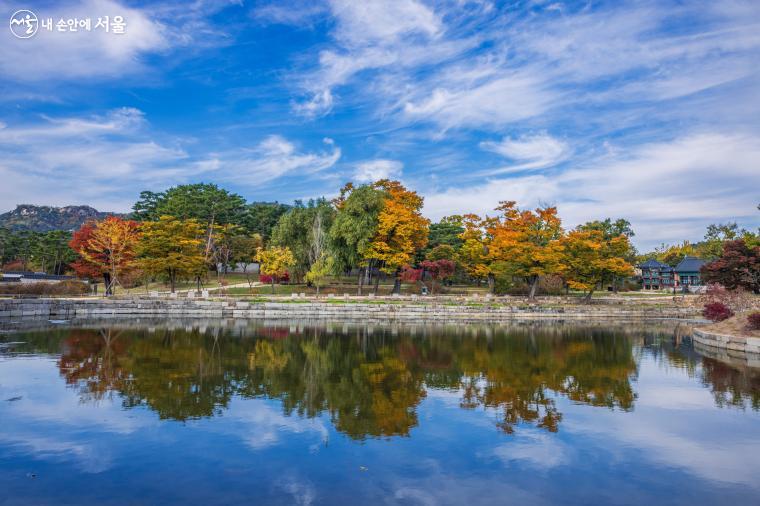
[692,328,760,354]
[0,297,700,323]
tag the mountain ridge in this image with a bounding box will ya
[0,204,126,232]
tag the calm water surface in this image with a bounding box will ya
[0,320,758,505]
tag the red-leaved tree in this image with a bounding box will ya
[701,240,760,294]
[420,259,456,294]
[69,217,141,295]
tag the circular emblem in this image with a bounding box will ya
[9,9,38,39]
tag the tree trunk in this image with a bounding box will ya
[373,268,381,295]
[103,273,113,296]
[528,276,539,299]
[583,289,594,303]
[271,278,275,294]
[170,273,176,293]
[487,273,495,294]
[358,266,365,296]
[392,269,401,294]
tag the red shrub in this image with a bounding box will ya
[702,302,734,322]
[259,272,289,284]
[747,312,760,331]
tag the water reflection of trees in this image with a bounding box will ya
[43,323,757,438]
[643,329,760,411]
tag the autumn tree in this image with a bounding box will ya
[419,259,456,294]
[136,216,206,293]
[363,180,429,294]
[701,239,760,293]
[427,244,456,261]
[328,183,386,294]
[654,241,696,267]
[69,217,141,295]
[255,246,296,293]
[132,184,247,281]
[562,229,634,301]
[487,202,564,299]
[305,254,333,295]
[577,217,636,292]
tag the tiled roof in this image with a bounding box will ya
[675,256,706,273]
[638,259,671,270]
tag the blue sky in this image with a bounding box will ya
[1,0,758,249]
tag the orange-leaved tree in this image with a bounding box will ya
[364,180,429,294]
[487,201,564,299]
[69,217,141,295]
[562,228,634,301]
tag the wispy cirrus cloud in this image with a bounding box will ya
[423,132,760,249]
[479,133,571,173]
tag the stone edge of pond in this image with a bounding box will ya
[692,327,760,354]
[0,297,701,323]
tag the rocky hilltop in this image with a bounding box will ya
[0,205,125,232]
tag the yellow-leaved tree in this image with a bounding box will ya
[562,229,634,301]
[136,216,206,293]
[487,201,564,299]
[364,180,429,294]
[255,246,295,293]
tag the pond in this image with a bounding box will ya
[1,320,759,505]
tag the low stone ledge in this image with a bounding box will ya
[692,328,760,354]
[0,297,701,324]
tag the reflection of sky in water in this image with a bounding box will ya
[1,323,759,506]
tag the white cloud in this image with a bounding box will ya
[0,109,341,212]
[211,135,341,185]
[353,159,403,182]
[328,0,441,45]
[423,132,760,249]
[289,0,472,118]
[292,89,334,118]
[480,133,570,172]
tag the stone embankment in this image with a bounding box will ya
[0,296,701,323]
[692,328,760,355]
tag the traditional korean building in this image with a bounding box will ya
[637,256,707,291]
[674,256,706,289]
[637,259,674,290]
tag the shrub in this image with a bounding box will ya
[698,284,757,313]
[702,302,734,322]
[747,312,760,331]
[259,272,289,284]
[1,280,89,296]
